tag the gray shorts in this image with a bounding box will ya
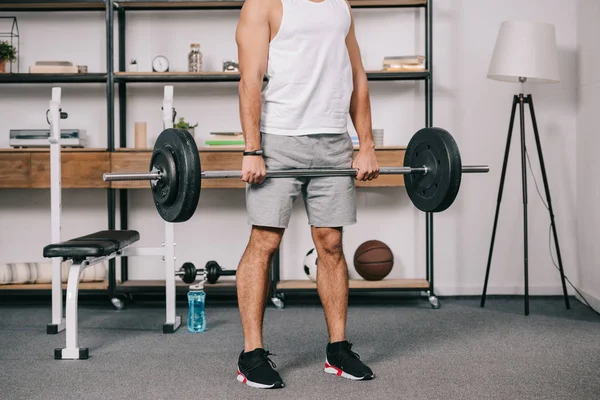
[246,132,356,228]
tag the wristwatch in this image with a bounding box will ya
[243,149,264,156]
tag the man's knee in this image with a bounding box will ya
[312,227,344,260]
[249,226,284,257]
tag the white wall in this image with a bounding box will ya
[0,0,580,296]
[575,0,600,311]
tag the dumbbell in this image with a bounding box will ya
[175,261,236,284]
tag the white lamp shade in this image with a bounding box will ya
[488,20,560,84]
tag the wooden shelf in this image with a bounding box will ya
[0,279,426,292]
[0,148,106,153]
[117,145,407,152]
[0,150,110,189]
[110,147,406,189]
[0,147,406,189]
[118,279,236,290]
[115,71,242,83]
[277,279,430,290]
[0,281,107,290]
[116,0,426,10]
[114,70,428,83]
[0,74,107,83]
[115,278,429,291]
[0,1,105,11]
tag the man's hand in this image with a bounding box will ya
[242,155,267,184]
[352,147,379,181]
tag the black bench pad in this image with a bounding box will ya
[43,230,140,259]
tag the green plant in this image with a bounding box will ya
[174,117,198,130]
[0,41,17,63]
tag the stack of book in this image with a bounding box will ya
[382,55,426,71]
[204,132,245,147]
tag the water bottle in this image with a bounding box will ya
[187,281,206,333]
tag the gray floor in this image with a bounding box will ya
[0,297,599,400]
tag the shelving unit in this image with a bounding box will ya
[0,0,114,296]
[109,0,435,307]
[0,0,436,307]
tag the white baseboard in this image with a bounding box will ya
[432,284,576,297]
[574,288,600,313]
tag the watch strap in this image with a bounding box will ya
[243,149,264,156]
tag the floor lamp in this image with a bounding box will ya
[480,20,570,315]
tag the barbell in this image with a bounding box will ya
[103,127,489,222]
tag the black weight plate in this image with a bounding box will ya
[205,260,221,284]
[150,128,201,222]
[181,262,197,284]
[150,147,178,207]
[403,127,462,213]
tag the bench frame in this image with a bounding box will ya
[46,87,182,360]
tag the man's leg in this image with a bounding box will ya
[235,225,286,389]
[311,226,348,343]
[311,225,374,380]
[237,225,284,352]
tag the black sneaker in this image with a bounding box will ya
[237,348,284,389]
[324,340,374,380]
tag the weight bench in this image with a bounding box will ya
[43,87,184,361]
[43,230,139,360]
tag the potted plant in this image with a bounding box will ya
[0,41,17,73]
[127,59,138,72]
[174,117,199,137]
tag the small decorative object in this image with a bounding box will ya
[188,43,203,72]
[77,65,88,74]
[30,61,78,74]
[303,248,318,282]
[128,59,138,72]
[0,17,19,73]
[134,121,147,149]
[353,240,394,281]
[0,40,17,73]
[222,60,239,72]
[174,116,198,137]
[152,55,169,72]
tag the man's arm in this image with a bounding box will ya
[236,0,270,152]
[345,6,375,151]
[345,3,379,180]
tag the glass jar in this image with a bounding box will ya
[188,43,203,72]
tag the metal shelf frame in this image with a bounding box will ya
[0,1,106,12]
[0,73,107,83]
[113,70,430,83]
[0,0,437,306]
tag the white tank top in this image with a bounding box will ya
[260,0,353,136]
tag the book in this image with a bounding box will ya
[209,134,245,141]
[204,140,246,146]
[209,131,243,136]
[383,55,426,71]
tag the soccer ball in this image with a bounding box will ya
[303,248,319,282]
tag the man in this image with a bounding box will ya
[235,0,380,389]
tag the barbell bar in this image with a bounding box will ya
[103,165,489,183]
[101,127,490,222]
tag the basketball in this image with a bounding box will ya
[353,240,394,281]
